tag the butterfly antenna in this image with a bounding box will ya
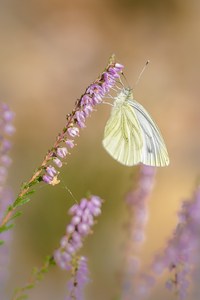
[134,60,150,87]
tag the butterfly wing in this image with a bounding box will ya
[102,102,143,166]
[128,99,170,167]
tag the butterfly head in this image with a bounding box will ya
[124,87,133,98]
[114,87,133,105]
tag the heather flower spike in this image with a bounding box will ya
[54,195,103,271]
[0,103,15,296]
[121,165,156,300]
[0,103,15,216]
[125,185,200,300]
[54,195,102,299]
[39,55,123,186]
[162,185,200,299]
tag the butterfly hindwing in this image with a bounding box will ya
[102,101,143,166]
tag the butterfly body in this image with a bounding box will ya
[102,87,169,167]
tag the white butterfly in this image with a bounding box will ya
[102,87,169,167]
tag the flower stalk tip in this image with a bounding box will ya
[41,58,124,186]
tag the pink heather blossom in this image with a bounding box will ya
[56,147,68,158]
[65,139,75,148]
[102,72,116,88]
[42,174,53,184]
[46,165,57,177]
[1,140,12,152]
[42,173,60,186]
[53,157,63,168]
[2,108,15,122]
[86,84,105,102]
[82,104,93,117]
[75,111,86,128]
[80,94,93,106]
[42,165,59,185]
[89,83,105,95]
[1,155,12,167]
[67,127,79,138]
[3,124,15,135]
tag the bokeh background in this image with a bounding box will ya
[1,0,200,299]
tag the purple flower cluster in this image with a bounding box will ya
[0,189,13,288]
[0,103,15,294]
[54,195,102,271]
[42,62,124,185]
[125,166,156,245]
[159,186,200,299]
[123,185,200,300]
[121,166,156,300]
[0,103,15,197]
[66,256,90,300]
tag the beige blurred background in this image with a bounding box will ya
[1,0,200,299]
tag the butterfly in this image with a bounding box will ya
[102,87,169,167]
